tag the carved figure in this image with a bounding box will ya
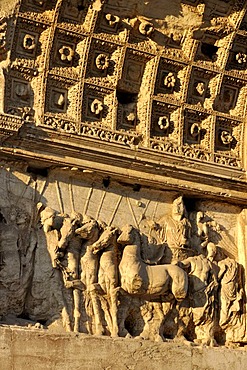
[139,300,174,342]
[0,207,20,286]
[158,116,170,130]
[218,257,243,336]
[95,53,109,70]
[90,99,103,115]
[105,14,120,27]
[58,212,83,278]
[39,207,72,332]
[92,226,119,337]
[117,224,188,340]
[178,242,218,346]
[195,211,209,242]
[0,206,37,316]
[164,73,176,88]
[160,196,191,260]
[236,52,247,64]
[190,123,201,139]
[220,130,233,145]
[56,212,84,332]
[75,216,105,335]
[53,92,66,110]
[139,21,154,36]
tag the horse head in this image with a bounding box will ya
[92,226,119,254]
[58,212,83,250]
[117,224,141,247]
[75,215,100,241]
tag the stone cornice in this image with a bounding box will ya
[0,122,246,205]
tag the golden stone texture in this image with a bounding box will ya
[0,1,247,368]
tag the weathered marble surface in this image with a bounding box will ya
[0,0,247,366]
[1,327,247,370]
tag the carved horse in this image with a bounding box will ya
[57,214,105,334]
[118,224,188,299]
[92,226,120,337]
[117,224,188,339]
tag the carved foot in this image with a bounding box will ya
[174,335,193,346]
[193,339,203,347]
[134,335,146,340]
[73,318,80,333]
[110,332,119,338]
[135,332,149,341]
[110,328,119,338]
[65,323,72,332]
[154,335,165,343]
[225,341,240,349]
[209,339,218,347]
[94,325,104,336]
[194,338,218,347]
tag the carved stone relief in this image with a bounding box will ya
[30,189,247,346]
[0,165,244,349]
[1,1,247,360]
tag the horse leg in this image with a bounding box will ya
[100,294,113,333]
[97,269,114,334]
[154,302,166,342]
[55,267,72,332]
[173,299,192,343]
[139,302,165,342]
[117,290,132,338]
[109,285,119,337]
[90,286,104,335]
[138,302,153,340]
[62,306,72,332]
[84,291,93,334]
[73,288,81,332]
[105,266,119,338]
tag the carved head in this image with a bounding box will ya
[196,211,204,223]
[16,210,30,226]
[207,242,217,260]
[172,196,185,219]
[117,224,141,246]
[70,211,83,227]
[75,217,99,239]
[8,206,18,223]
[92,226,119,254]
[40,207,56,232]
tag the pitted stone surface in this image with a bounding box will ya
[1,327,247,370]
